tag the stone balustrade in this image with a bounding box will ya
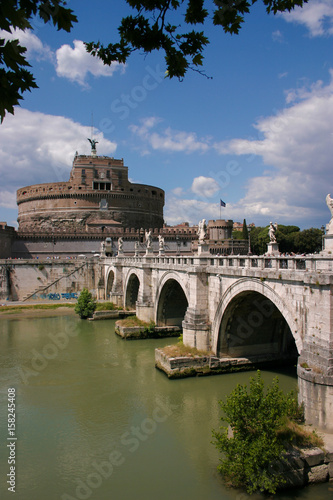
[106,253,333,274]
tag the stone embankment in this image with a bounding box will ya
[90,310,135,321]
[278,445,333,488]
[116,323,180,340]
[155,349,296,379]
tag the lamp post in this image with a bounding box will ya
[248,227,252,255]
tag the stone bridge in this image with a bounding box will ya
[104,251,333,431]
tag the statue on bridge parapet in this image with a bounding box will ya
[266,222,279,255]
[145,230,153,255]
[117,236,124,255]
[197,219,207,244]
[322,194,333,253]
[268,222,278,243]
[326,194,333,234]
[158,234,165,255]
[197,218,210,255]
[145,230,152,248]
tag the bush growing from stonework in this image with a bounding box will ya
[74,288,96,319]
[212,371,304,495]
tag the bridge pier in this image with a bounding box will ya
[298,367,333,432]
[136,301,154,323]
[182,271,210,350]
[182,308,210,351]
[298,338,333,432]
[104,253,333,432]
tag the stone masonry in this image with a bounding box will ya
[104,252,333,432]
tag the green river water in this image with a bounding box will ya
[0,312,332,500]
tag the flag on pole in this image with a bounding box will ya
[220,199,226,207]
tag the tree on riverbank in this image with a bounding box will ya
[212,371,321,494]
[75,288,96,319]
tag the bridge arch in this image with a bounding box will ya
[211,278,302,358]
[106,268,115,298]
[124,270,141,310]
[155,272,189,327]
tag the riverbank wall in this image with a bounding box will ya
[0,259,101,301]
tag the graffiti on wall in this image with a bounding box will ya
[34,292,78,300]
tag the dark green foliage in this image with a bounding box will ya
[74,288,96,319]
[95,301,119,311]
[2,1,309,119]
[86,1,308,79]
[213,0,307,34]
[242,218,248,240]
[250,225,322,255]
[231,230,243,240]
[248,226,270,254]
[212,371,302,494]
[0,0,77,122]
[293,227,323,254]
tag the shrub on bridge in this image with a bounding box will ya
[212,371,304,494]
[75,288,96,319]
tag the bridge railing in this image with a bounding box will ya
[105,253,333,272]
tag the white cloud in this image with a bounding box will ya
[150,129,210,153]
[172,187,185,197]
[130,117,210,154]
[0,28,53,61]
[129,116,162,138]
[56,40,124,86]
[272,30,284,43]
[0,31,124,86]
[0,108,117,205]
[213,70,333,226]
[0,191,17,209]
[165,196,221,226]
[281,0,333,37]
[191,176,220,199]
[215,74,333,174]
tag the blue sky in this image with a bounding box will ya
[1,0,333,230]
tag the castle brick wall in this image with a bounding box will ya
[16,154,165,232]
[0,225,15,259]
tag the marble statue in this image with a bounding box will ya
[197,219,207,244]
[118,236,123,253]
[268,222,278,243]
[158,234,165,251]
[145,230,152,249]
[326,194,333,234]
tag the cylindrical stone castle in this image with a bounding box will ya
[17,152,165,232]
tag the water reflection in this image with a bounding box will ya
[0,314,331,500]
